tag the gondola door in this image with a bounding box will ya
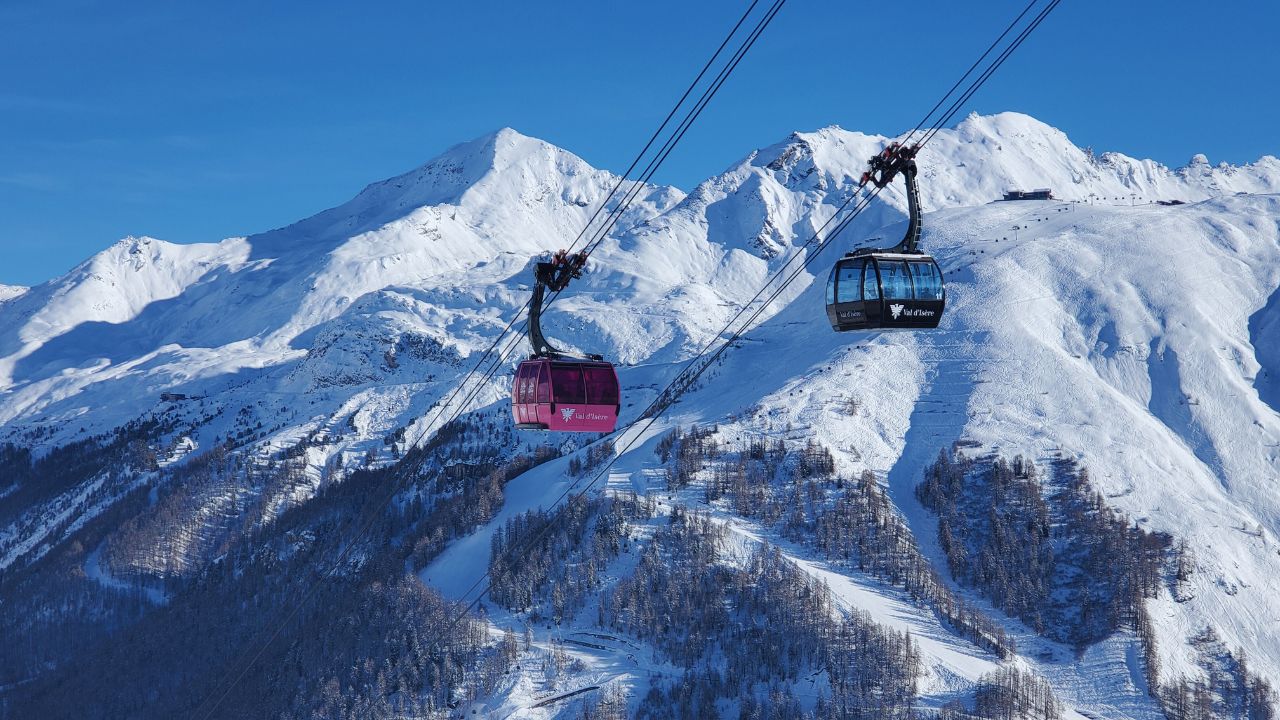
[512,360,549,429]
[532,360,552,427]
[827,257,880,331]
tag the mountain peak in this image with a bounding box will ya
[70,235,173,276]
[248,126,625,251]
[409,126,580,183]
[487,125,537,146]
[0,284,26,303]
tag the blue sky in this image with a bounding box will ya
[1,0,1276,287]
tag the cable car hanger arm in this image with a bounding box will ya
[857,142,922,255]
[527,249,601,360]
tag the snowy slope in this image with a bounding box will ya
[427,120,1279,714]
[671,193,1280,708]
[3,112,1279,715]
[428,193,1280,716]
[0,285,26,303]
[0,129,683,445]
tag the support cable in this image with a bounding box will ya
[434,0,1063,665]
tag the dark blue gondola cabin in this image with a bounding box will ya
[825,251,944,331]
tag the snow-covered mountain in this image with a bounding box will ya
[3,112,1279,718]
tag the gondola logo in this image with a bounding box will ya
[889,304,937,319]
[560,408,577,421]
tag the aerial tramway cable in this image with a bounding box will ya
[390,0,789,441]
[435,0,1063,664]
[429,0,789,437]
[509,0,789,432]
[194,2,786,717]
[411,0,787,441]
